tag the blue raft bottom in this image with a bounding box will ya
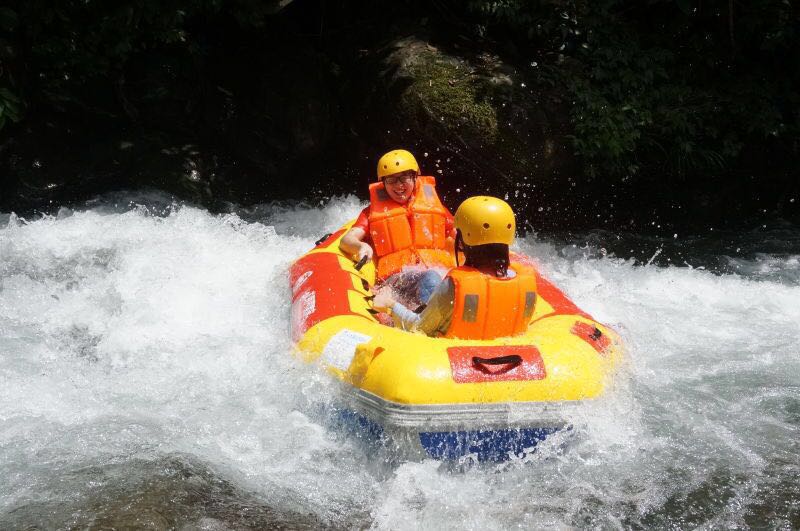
[419,427,560,461]
[336,408,564,462]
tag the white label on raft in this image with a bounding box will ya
[291,290,316,341]
[322,329,372,371]
[298,290,316,321]
[292,270,313,295]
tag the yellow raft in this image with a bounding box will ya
[290,222,624,460]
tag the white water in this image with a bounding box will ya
[1,196,798,529]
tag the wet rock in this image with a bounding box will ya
[386,37,501,147]
[0,455,333,530]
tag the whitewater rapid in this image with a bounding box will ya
[1,195,798,528]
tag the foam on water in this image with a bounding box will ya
[1,196,798,528]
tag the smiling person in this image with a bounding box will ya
[339,149,456,304]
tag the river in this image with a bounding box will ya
[1,193,798,529]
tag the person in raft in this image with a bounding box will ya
[372,196,538,339]
[339,149,456,305]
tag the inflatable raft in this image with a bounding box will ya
[290,222,623,461]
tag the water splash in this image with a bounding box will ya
[1,195,798,528]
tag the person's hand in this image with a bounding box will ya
[372,289,396,313]
[358,242,374,262]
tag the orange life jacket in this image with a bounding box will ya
[368,175,454,279]
[445,263,538,340]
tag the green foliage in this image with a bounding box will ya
[0,87,21,130]
[1,0,797,188]
[1,0,287,128]
[21,2,197,87]
[398,45,499,145]
[0,6,20,130]
[464,0,799,180]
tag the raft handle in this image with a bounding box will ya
[472,355,522,374]
[354,255,369,271]
[314,233,333,246]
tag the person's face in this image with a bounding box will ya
[383,171,416,203]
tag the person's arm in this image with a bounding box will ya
[373,278,455,337]
[339,227,373,261]
[339,208,374,261]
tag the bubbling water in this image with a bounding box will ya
[1,195,798,529]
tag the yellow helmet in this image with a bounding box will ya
[454,196,516,246]
[377,149,420,180]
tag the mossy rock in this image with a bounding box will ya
[384,38,502,147]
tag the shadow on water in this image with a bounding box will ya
[0,455,333,530]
